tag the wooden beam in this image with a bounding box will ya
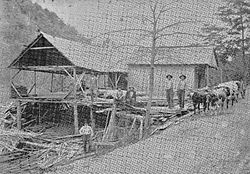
[73,68,79,134]
[220,67,223,83]
[63,88,74,99]
[29,46,54,50]
[102,104,116,142]
[114,73,118,89]
[206,65,210,87]
[89,73,95,131]
[115,74,121,89]
[11,70,21,80]
[51,73,54,92]
[16,100,21,130]
[9,34,43,67]
[34,71,37,95]
[128,118,136,136]
[76,73,86,95]
[139,119,143,140]
[108,75,115,89]
[38,103,41,124]
[61,75,64,91]
[11,82,22,98]
[62,67,74,80]
[28,83,35,94]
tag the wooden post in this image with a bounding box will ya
[139,118,143,140]
[51,73,54,92]
[38,103,41,124]
[73,68,79,134]
[61,75,64,91]
[103,104,116,141]
[220,67,223,83]
[115,73,118,89]
[206,65,210,87]
[128,118,136,136]
[89,73,95,130]
[34,71,37,95]
[16,100,21,130]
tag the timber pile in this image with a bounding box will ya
[0,129,93,174]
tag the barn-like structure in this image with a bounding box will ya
[127,46,218,99]
[8,32,130,134]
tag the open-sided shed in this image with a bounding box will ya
[8,32,129,134]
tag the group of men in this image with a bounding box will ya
[165,74,188,109]
[114,86,137,106]
[114,74,188,109]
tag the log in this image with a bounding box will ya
[16,100,21,130]
[55,134,82,140]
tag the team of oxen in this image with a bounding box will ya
[188,81,246,115]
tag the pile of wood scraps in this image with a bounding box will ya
[0,129,95,174]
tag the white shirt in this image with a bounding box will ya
[79,125,94,136]
[178,80,187,90]
[166,79,173,89]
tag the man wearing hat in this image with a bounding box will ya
[79,120,94,153]
[165,74,174,109]
[125,86,136,106]
[177,74,187,109]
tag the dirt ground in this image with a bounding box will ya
[47,88,250,174]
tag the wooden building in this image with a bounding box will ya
[127,46,218,99]
[8,32,129,134]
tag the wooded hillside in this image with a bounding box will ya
[0,0,87,104]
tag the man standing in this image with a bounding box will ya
[125,87,136,106]
[79,120,94,153]
[115,87,124,104]
[165,74,174,109]
[177,74,187,109]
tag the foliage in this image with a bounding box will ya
[202,0,250,80]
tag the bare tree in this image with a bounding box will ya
[89,0,203,135]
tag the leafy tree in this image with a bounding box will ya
[202,0,250,82]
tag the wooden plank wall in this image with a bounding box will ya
[128,65,195,99]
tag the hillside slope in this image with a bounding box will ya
[0,0,87,104]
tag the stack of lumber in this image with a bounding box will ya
[0,129,90,174]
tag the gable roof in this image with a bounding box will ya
[9,32,129,73]
[129,46,218,68]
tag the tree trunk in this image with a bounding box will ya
[144,28,156,133]
[240,13,249,83]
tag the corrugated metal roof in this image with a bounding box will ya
[129,46,218,68]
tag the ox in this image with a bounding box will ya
[188,89,213,114]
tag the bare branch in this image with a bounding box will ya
[123,14,154,25]
[156,0,179,22]
[149,0,159,23]
[113,44,147,49]
[155,32,206,40]
[156,21,199,34]
[89,28,152,40]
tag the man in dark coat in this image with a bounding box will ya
[165,74,174,109]
[125,87,136,106]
